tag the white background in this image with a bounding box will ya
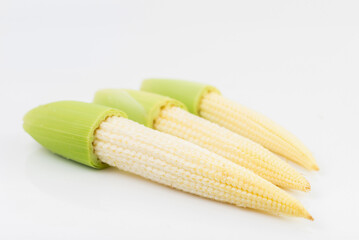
[1,0,359,239]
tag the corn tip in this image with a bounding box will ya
[307,214,314,221]
[300,207,314,221]
[309,163,319,171]
[304,183,311,192]
[308,156,319,171]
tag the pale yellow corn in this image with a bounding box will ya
[154,107,310,191]
[199,92,319,170]
[93,116,312,219]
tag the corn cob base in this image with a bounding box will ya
[93,116,312,219]
[199,92,319,171]
[154,106,311,191]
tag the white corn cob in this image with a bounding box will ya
[199,92,319,170]
[154,107,310,191]
[93,116,312,219]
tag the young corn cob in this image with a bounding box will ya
[95,116,312,219]
[199,92,319,171]
[155,106,310,191]
[141,79,319,171]
[24,101,313,219]
[93,89,310,191]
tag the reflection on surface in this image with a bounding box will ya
[25,146,278,220]
[25,147,117,209]
[25,147,168,211]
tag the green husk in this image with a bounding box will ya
[141,79,220,115]
[94,89,186,128]
[23,101,126,169]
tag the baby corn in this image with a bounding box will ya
[94,116,312,219]
[200,92,318,170]
[141,79,319,171]
[154,106,310,191]
[93,89,310,191]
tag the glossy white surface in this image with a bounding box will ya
[1,0,359,239]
